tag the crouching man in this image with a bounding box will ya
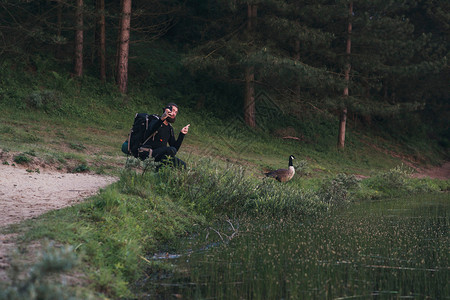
[143,102,190,169]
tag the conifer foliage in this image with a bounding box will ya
[0,0,448,143]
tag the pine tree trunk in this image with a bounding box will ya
[97,0,106,82]
[116,0,132,94]
[74,0,83,77]
[338,1,353,149]
[56,2,63,58]
[245,66,256,127]
[244,4,257,128]
[294,38,301,101]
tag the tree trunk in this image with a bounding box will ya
[244,66,256,127]
[338,1,353,149]
[97,0,106,82]
[116,0,132,94]
[244,3,257,128]
[56,2,63,58]
[294,38,301,101]
[74,0,83,77]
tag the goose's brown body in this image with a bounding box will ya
[265,155,295,182]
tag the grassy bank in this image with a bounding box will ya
[0,51,449,298]
[1,156,448,298]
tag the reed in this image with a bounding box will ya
[147,193,449,299]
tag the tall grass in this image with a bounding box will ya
[9,158,447,298]
[1,47,448,298]
[148,193,449,299]
[145,158,329,219]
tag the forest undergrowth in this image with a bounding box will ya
[0,47,449,298]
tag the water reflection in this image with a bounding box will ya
[142,194,449,299]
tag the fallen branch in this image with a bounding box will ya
[209,227,225,243]
[282,136,302,141]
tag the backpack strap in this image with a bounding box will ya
[140,114,162,146]
[169,124,174,138]
[138,147,152,157]
[127,132,131,154]
[141,131,158,146]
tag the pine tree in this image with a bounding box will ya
[338,1,353,149]
[116,0,132,94]
[96,0,107,82]
[74,0,84,77]
[332,0,445,114]
[183,0,341,127]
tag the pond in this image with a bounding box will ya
[141,193,449,299]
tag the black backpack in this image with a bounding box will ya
[122,113,159,159]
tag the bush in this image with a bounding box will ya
[318,173,360,206]
[13,153,31,165]
[153,159,254,217]
[26,90,61,111]
[252,180,325,216]
[0,243,79,300]
[72,164,89,173]
[294,159,310,177]
[361,165,443,198]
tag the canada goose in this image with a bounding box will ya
[265,155,296,182]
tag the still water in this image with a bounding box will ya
[144,194,449,299]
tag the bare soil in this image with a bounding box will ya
[0,159,448,284]
[411,161,450,180]
[0,163,117,283]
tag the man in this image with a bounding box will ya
[143,102,190,169]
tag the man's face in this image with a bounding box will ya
[167,106,178,123]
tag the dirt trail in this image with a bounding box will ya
[411,161,450,180]
[0,164,117,282]
[0,164,117,227]
[0,161,448,283]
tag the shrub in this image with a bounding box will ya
[72,164,89,173]
[154,159,254,217]
[294,159,310,177]
[252,180,325,216]
[318,173,360,206]
[13,153,31,165]
[0,243,79,300]
[26,89,61,111]
[361,165,443,198]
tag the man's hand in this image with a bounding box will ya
[181,124,190,134]
[161,107,171,120]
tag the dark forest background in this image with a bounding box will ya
[0,0,449,152]
[0,2,449,298]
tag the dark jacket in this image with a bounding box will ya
[144,116,185,151]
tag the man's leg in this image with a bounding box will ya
[172,156,186,169]
[152,147,186,169]
[152,146,177,162]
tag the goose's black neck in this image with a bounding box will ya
[288,156,294,167]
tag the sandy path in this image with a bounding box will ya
[0,164,117,282]
[0,164,117,228]
[0,161,448,283]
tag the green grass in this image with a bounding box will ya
[4,156,446,297]
[0,51,448,298]
[147,193,449,299]
[10,173,206,298]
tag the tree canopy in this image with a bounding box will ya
[0,0,448,144]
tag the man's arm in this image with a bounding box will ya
[169,124,190,151]
[146,117,163,138]
[146,110,170,137]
